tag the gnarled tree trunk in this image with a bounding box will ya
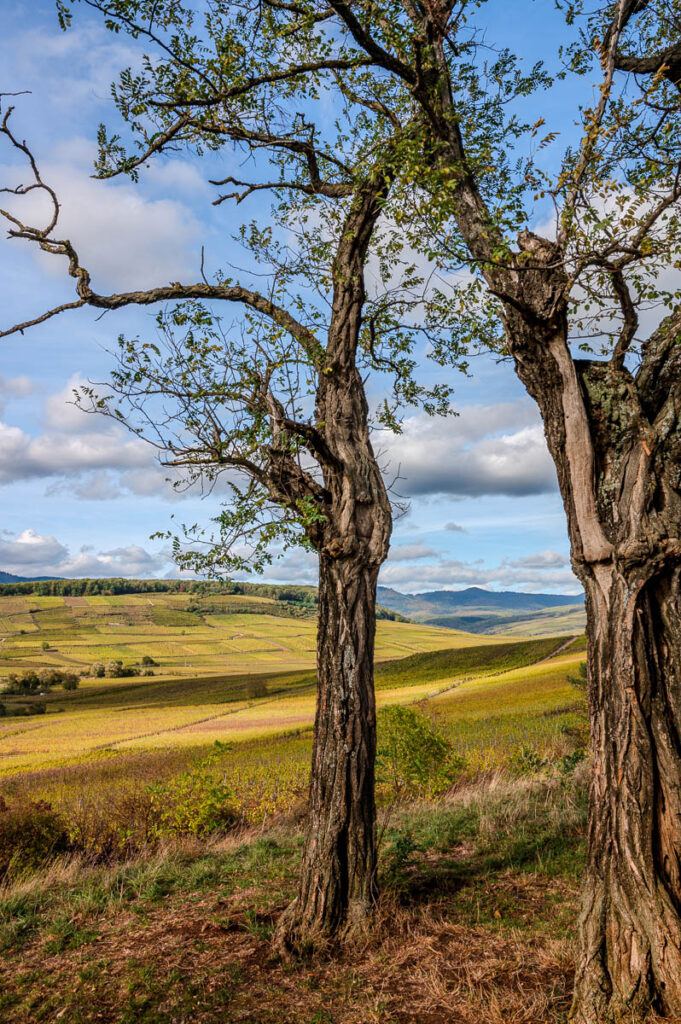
[504,258,681,1020]
[276,301,392,948]
[572,567,681,1021]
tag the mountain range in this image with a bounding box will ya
[0,571,64,584]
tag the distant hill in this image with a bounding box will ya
[0,571,64,584]
[376,586,585,636]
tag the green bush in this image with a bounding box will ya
[146,745,237,839]
[0,799,70,880]
[558,748,587,776]
[377,705,466,797]
[509,744,546,775]
[90,662,106,678]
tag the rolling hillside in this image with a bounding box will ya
[377,585,586,635]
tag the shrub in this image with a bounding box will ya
[41,640,50,651]
[558,748,587,776]
[62,675,79,691]
[90,662,106,678]
[0,799,70,880]
[509,744,546,775]
[377,705,466,797]
[141,655,158,666]
[104,660,139,678]
[147,746,237,839]
[383,829,418,890]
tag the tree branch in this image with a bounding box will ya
[609,266,639,369]
[210,174,352,206]
[326,1,418,84]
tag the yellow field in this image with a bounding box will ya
[0,592,501,679]
[1,590,530,774]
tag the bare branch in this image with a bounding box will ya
[211,174,352,205]
[0,299,87,339]
[0,107,61,237]
[0,113,324,356]
[559,0,636,245]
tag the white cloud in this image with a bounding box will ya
[0,150,204,293]
[9,23,140,113]
[387,543,440,562]
[43,375,103,433]
[0,419,151,484]
[0,529,68,569]
[0,376,218,501]
[377,401,557,498]
[0,528,170,579]
[444,521,467,533]
[506,550,570,569]
[0,374,34,417]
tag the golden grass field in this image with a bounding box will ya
[0,588,587,849]
[0,591,528,774]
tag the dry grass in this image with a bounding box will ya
[0,772,586,1024]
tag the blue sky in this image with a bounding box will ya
[0,0,585,593]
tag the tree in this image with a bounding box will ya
[284,1,680,1019]
[0,0,457,948]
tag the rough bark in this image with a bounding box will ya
[276,552,382,950]
[324,2,681,1010]
[502,254,681,1020]
[275,359,392,949]
[572,569,681,1022]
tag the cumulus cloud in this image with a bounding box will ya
[387,543,440,562]
[0,374,34,417]
[444,522,467,533]
[43,376,104,433]
[0,155,204,292]
[377,401,557,498]
[0,529,68,569]
[0,528,170,579]
[505,550,570,569]
[0,419,152,485]
[0,376,226,501]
